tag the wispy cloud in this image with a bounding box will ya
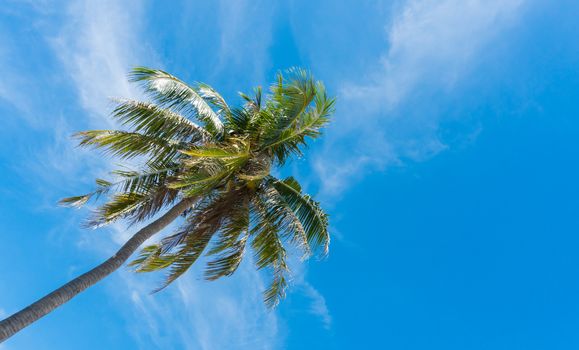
[314,0,525,196]
[113,260,280,350]
[52,0,147,127]
[349,0,524,108]
[298,281,332,330]
[285,259,333,331]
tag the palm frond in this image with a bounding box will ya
[204,234,248,281]
[226,107,250,132]
[260,77,335,164]
[204,195,250,280]
[263,264,288,308]
[261,91,334,164]
[74,130,181,162]
[197,83,231,120]
[59,195,92,208]
[256,182,311,258]
[86,192,146,227]
[110,164,178,194]
[250,193,290,307]
[86,172,179,228]
[206,196,250,256]
[128,244,176,272]
[180,140,249,160]
[112,99,210,142]
[271,68,317,124]
[239,86,262,113]
[129,67,224,137]
[59,178,114,208]
[169,143,250,196]
[60,164,178,211]
[154,230,214,291]
[271,176,330,256]
[129,188,247,290]
[124,187,179,226]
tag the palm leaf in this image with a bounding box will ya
[112,99,210,142]
[129,67,224,136]
[74,130,181,162]
[250,193,290,307]
[271,176,330,256]
[263,264,288,308]
[197,83,231,119]
[204,195,250,280]
[260,77,335,164]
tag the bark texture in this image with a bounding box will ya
[0,197,195,342]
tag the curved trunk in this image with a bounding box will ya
[0,197,195,342]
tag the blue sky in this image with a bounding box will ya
[1,0,579,349]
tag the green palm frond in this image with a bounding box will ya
[239,86,262,113]
[263,264,288,308]
[253,182,310,257]
[59,195,92,208]
[129,67,224,137]
[60,165,178,211]
[180,140,249,160]
[270,68,317,124]
[130,217,215,291]
[87,192,146,227]
[112,99,210,142]
[154,231,213,291]
[169,143,250,196]
[250,193,290,307]
[225,107,252,135]
[204,234,248,281]
[206,196,250,256]
[261,80,335,164]
[128,244,176,272]
[110,164,178,194]
[168,163,239,197]
[124,187,179,226]
[59,178,114,208]
[197,83,231,120]
[86,168,179,228]
[272,176,330,256]
[74,130,181,162]
[204,196,250,280]
[129,188,247,290]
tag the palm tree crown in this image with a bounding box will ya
[61,67,335,307]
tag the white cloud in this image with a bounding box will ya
[348,0,524,108]
[299,282,332,330]
[115,260,280,350]
[314,0,525,197]
[9,0,149,204]
[52,0,146,127]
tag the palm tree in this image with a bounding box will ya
[0,67,334,341]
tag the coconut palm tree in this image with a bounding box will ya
[0,67,334,341]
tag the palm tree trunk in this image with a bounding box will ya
[0,197,195,342]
